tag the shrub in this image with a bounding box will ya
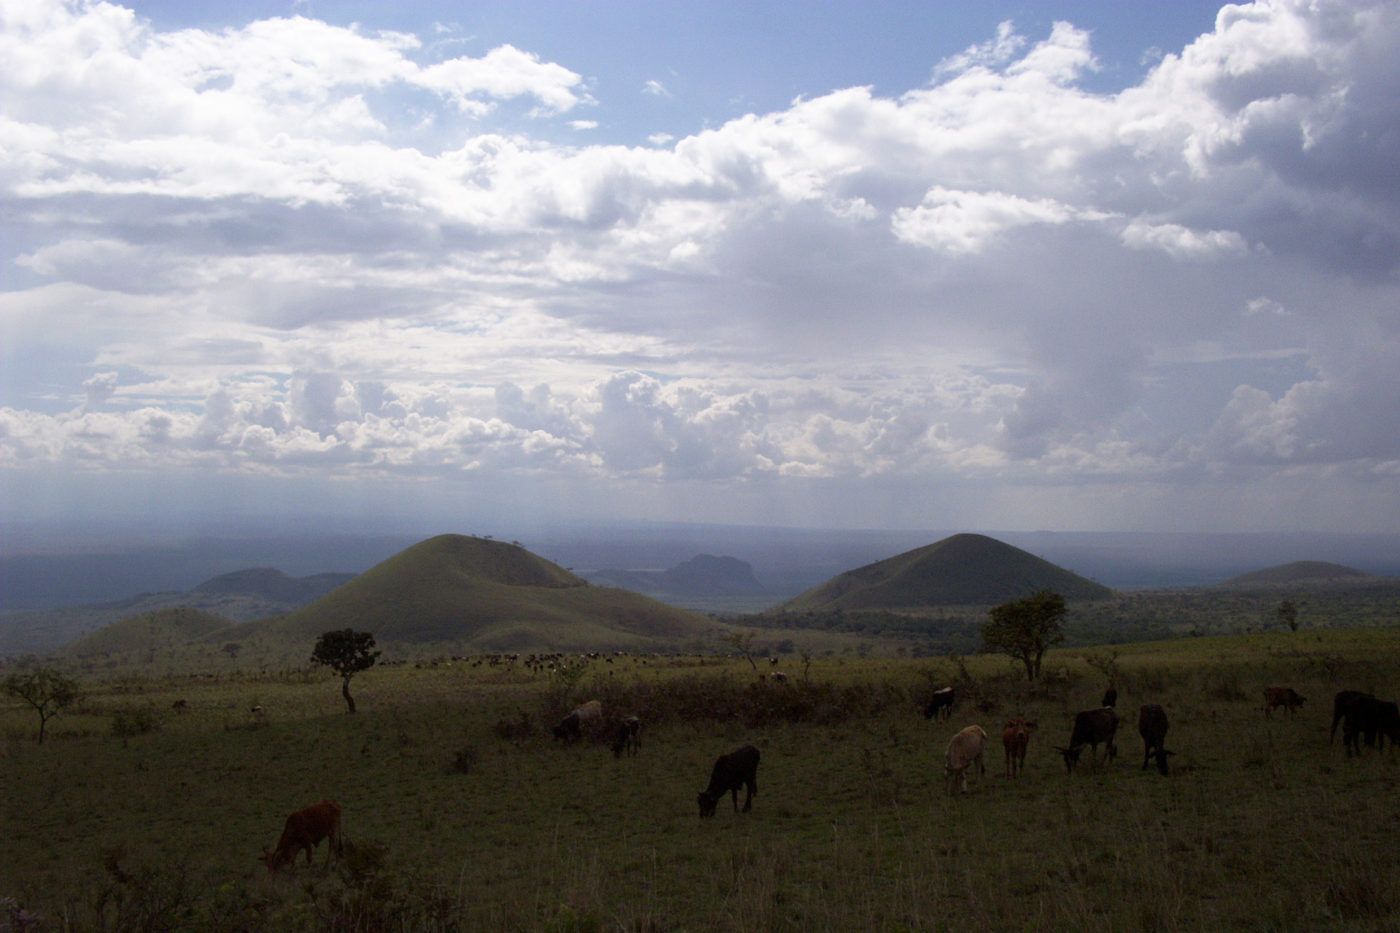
[492,710,537,740]
[111,706,161,738]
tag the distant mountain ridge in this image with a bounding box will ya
[0,568,354,658]
[193,567,356,602]
[1218,561,1376,587]
[779,533,1115,611]
[585,554,767,598]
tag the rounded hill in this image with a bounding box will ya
[63,607,234,659]
[1218,561,1376,587]
[778,533,1114,611]
[224,534,720,652]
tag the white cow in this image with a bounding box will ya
[945,724,987,794]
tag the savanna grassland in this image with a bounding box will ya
[4,629,1400,932]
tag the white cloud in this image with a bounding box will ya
[3,0,1400,532]
[1120,220,1249,259]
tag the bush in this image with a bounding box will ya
[491,710,537,740]
[111,706,161,738]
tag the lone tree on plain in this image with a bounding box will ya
[1276,599,1300,632]
[311,629,380,714]
[3,666,80,743]
[982,589,1067,682]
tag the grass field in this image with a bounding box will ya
[4,629,1400,931]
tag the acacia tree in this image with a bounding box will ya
[311,629,380,713]
[3,666,80,743]
[982,590,1067,682]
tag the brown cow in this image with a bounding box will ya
[1263,686,1306,718]
[552,699,605,743]
[1002,718,1035,778]
[946,724,987,794]
[259,799,343,874]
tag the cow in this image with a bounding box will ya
[1331,690,1373,745]
[611,716,641,758]
[1263,686,1306,718]
[259,799,343,875]
[1101,686,1118,708]
[1002,718,1035,778]
[923,687,955,721]
[946,724,987,794]
[1054,707,1119,773]
[698,745,760,818]
[171,699,188,712]
[1342,696,1400,756]
[552,699,604,744]
[1137,704,1172,775]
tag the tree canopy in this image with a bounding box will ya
[981,590,1067,682]
[3,666,80,743]
[311,628,380,713]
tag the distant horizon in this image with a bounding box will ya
[5,520,1400,617]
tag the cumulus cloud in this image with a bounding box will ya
[3,0,1400,531]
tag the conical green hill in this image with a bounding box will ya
[779,533,1114,611]
[225,534,718,651]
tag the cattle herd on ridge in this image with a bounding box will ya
[258,677,1400,874]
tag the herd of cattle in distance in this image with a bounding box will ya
[931,681,1400,797]
[255,678,1400,874]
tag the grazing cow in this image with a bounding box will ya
[611,716,641,758]
[923,687,955,721]
[552,699,604,743]
[1137,704,1172,775]
[1002,718,1035,778]
[259,799,343,874]
[945,724,988,794]
[1263,686,1306,718]
[171,699,188,712]
[1101,686,1118,708]
[1054,707,1119,773]
[1331,690,1373,745]
[1342,696,1400,756]
[698,745,760,817]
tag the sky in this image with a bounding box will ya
[3,0,1399,543]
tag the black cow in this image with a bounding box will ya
[698,745,760,818]
[551,712,581,743]
[1331,690,1373,745]
[1137,704,1172,775]
[1053,707,1119,773]
[923,687,955,721]
[1101,686,1118,708]
[1342,696,1400,756]
[611,716,641,758]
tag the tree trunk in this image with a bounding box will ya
[342,676,356,714]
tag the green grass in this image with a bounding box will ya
[4,632,1400,931]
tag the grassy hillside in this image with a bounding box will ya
[222,534,721,654]
[61,607,234,659]
[4,630,1400,931]
[780,533,1114,612]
